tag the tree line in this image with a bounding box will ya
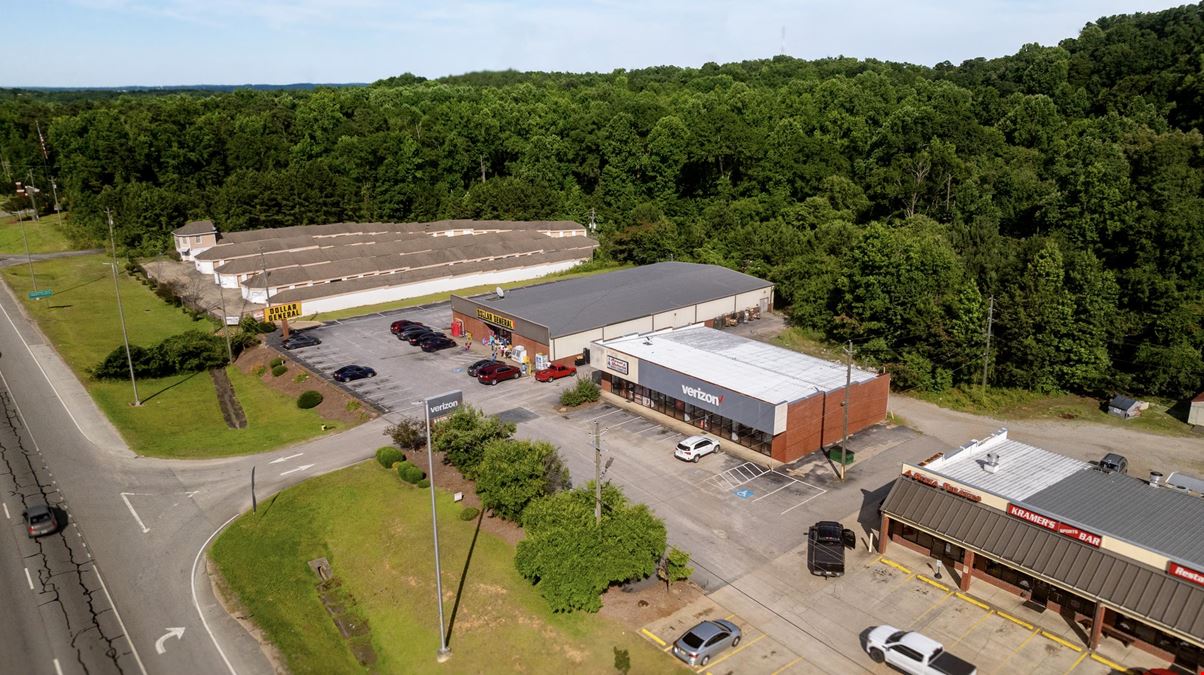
[1,3,1201,398]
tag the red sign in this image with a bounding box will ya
[1168,562,1204,588]
[1007,504,1102,548]
[902,470,982,503]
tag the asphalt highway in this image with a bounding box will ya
[0,282,384,675]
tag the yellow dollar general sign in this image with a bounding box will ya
[476,308,515,329]
[265,302,302,322]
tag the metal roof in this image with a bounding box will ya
[601,325,878,403]
[1024,470,1204,570]
[460,262,772,338]
[1109,396,1140,410]
[882,478,1204,643]
[922,430,1091,501]
[173,220,216,236]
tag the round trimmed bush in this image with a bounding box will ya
[417,479,430,488]
[258,321,277,333]
[459,507,480,521]
[376,446,404,469]
[271,364,287,377]
[396,461,425,484]
[297,390,323,409]
[269,357,284,368]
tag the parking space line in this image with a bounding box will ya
[879,557,912,575]
[1039,630,1082,652]
[996,611,1034,630]
[770,656,804,675]
[697,633,765,671]
[910,587,954,627]
[1088,653,1125,670]
[955,592,990,610]
[1063,649,1090,674]
[751,480,796,502]
[639,628,667,647]
[997,628,1040,671]
[949,610,995,647]
[779,492,824,515]
[584,409,624,423]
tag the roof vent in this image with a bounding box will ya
[643,336,653,345]
[983,451,1000,474]
[1149,471,1164,488]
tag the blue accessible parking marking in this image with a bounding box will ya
[734,487,755,499]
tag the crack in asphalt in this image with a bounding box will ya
[1,392,128,674]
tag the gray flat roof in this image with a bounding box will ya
[1025,469,1204,570]
[459,262,772,338]
[922,430,1091,501]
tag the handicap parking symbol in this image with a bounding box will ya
[734,487,754,499]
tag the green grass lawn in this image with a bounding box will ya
[313,262,632,321]
[2,253,337,457]
[0,212,76,254]
[212,462,677,675]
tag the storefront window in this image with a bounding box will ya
[605,377,773,456]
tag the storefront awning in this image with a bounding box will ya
[882,478,1204,643]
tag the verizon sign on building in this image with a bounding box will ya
[639,361,778,433]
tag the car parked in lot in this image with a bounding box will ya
[23,503,58,538]
[807,520,856,577]
[281,333,321,349]
[333,365,376,382]
[420,336,458,352]
[389,319,421,334]
[1098,452,1128,474]
[534,363,577,382]
[672,619,741,667]
[396,322,429,335]
[864,626,977,675]
[477,363,522,385]
[467,359,499,377]
[674,435,720,462]
[408,330,445,346]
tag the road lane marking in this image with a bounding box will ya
[25,567,33,589]
[279,463,315,476]
[0,296,90,441]
[192,513,241,675]
[155,627,186,654]
[1039,630,1082,652]
[93,564,148,675]
[2,502,8,519]
[53,659,63,675]
[269,453,304,464]
[1063,649,1089,674]
[640,628,667,646]
[120,492,150,534]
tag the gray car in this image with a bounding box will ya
[672,619,742,667]
[22,503,58,538]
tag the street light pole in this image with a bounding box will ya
[106,209,141,406]
[839,340,852,481]
[424,391,462,663]
[13,184,37,293]
[594,420,602,525]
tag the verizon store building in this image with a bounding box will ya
[591,325,889,463]
[880,429,1204,668]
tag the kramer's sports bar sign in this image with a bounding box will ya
[1007,503,1102,548]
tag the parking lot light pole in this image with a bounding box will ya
[424,390,462,663]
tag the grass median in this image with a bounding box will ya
[0,212,76,255]
[2,253,339,457]
[211,462,676,674]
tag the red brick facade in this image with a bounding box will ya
[452,310,557,366]
[770,373,890,463]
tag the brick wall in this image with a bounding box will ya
[772,394,824,462]
[819,374,890,447]
[452,310,550,366]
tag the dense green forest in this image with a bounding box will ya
[1,3,1202,399]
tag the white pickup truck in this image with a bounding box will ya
[864,626,977,675]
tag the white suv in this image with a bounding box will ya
[675,435,720,462]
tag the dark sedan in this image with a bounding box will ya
[397,323,429,338]
[389,319,422,334]
[408,330,444,346]
[477,363,522,385]
[333,365,376,382]
[467,359,500,377]
[420,336,458,352]
[281,333,321,349]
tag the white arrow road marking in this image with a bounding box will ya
[120,493,150,534]
[154,627,185,655]
[279,464,315,477]
[269,453,304,464]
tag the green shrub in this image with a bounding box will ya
[297,390,323,409]
[293,372,308,383]
[417,478,430,488]
[376,446,404,469]
[252,365,266,377]
[559,377,601,407]
[346,400,361,412]
[258,321,277,333]
[614,647,631,675]
[271,364,287,377]
[459,507,480,521]
[396,461,425,484]
[269,357,284,368]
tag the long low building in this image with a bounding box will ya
[591,325,889,462]
[879,429,1204,668]
[171,219,597,315]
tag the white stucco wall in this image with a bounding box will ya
[652,307,697,330]
[552,328,604,361]
[601,316,655,340]
[695,297,737,321]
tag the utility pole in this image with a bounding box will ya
[13,182,37,292]
[839,340,852,481]
[981,296,994,390]
[26,170,39,221]
[107,209,141,406]
[594,420,602,525]
[35,121,60,214]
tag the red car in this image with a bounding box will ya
[477,364,522,385]
[390,319,421,334]
[534,363,577,382]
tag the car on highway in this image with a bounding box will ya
[864,626,977,675]
[281,333,321,349]
[467,359,499,377]
[408,330,445,346]
[420,336,458,352]
[534,363,577,382]
[672,619,741,667]
[389,319,422,334]
[333,365,376,382]
[674,435,720,462]
[22,503,58,538]
[477,363,522,385]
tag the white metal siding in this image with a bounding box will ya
[601,316,654,340]
[552,328,603,361]
[652,308,696,330]
[695,297,736,321]
[736,288,772,309]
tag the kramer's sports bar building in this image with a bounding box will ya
[880,429,1204,670]
[590,325,889,463]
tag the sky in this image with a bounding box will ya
[0,0,1189,87]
